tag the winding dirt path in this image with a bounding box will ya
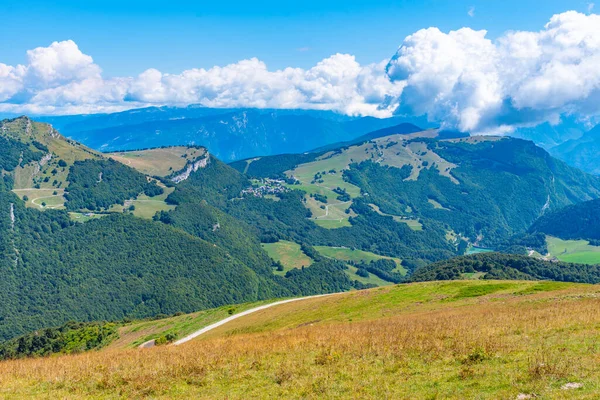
[174,293,337,345]
[139,293,339,348]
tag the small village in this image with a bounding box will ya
[241,178,290,198]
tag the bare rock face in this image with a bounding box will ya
[171,153,210,184]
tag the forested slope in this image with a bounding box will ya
[0,119,358,341]
[529,198,600,240]
[411,252,600,283]
[343,137,600,245]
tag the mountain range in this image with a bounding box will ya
[2,114,600,343]
[33,106,433,162]
[12,106,595,175]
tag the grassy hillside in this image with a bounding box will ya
[1,280,599,398]
[1,116,101,193]
[107,146,205,177]
[229,130,600,256]
[107,300,275,349]
[281,130,457,228]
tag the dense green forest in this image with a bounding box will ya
[1,185,364,341]
[65,159,163,210]
[0,135,46,172]
[494,232,549,255]
[410,253,600,283]
[0,321,118,360]
[0,126,360,342]
[230,152,324,179]
[529,198,600,240]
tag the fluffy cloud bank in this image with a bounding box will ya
[387,11,600,132]
[2,11,600,133]
[0,41,402,118]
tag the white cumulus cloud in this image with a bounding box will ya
[386,11,600,133]
[0,42,402,117]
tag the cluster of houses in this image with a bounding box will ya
[241,178,289,198]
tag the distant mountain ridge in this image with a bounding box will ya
[309,123,427,153]
[549,124,600,175]
[7,105,597,174]
[30,106,433,162]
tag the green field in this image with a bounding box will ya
[261,240,313,275]
[369,203,423,230]
[9,120,102,191]
[546,236,600,264]
[314,246,407,275]
[345,265,394,286]
[68,212,108,223]
[12,188,65,210]
[108,183,175,219]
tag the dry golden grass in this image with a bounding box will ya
[2,282,600,399]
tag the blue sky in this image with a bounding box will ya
[1,0,599,133]
[1,0,594,76]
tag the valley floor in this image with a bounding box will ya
[1,280,600,399]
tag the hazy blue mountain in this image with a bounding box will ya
[511,116,587,149]
[49,109,428,161]
[37,106,357,134]
[549,124,600,175]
